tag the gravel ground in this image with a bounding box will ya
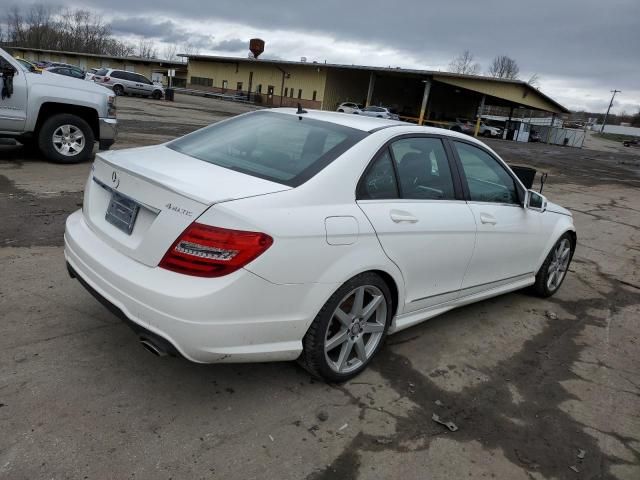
[1,95,638,480]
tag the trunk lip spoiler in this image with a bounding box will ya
[93,176,162,214]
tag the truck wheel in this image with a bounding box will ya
[38,114,94,164]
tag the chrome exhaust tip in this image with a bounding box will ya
[140,338,167,357]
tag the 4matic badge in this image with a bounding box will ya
[165,203,193,217]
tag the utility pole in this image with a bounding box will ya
[600,90,621,133]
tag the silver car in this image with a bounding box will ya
[357,106,400,120]
[93,68,164,99]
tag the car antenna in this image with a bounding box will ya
[296,103,307,116]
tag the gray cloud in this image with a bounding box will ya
[109,16,213,46]
[17,0,640,111]
[212,38,248,52]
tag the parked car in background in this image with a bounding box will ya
[85,68,98,81]
[529,129,541,142]
[337,102,363,114]
[0,46,117,163]
[46,65,86,80]
[65,108,576,382]
[450,118,475,135]
[14,58,43,72]
[358,105,399,120]
[92,68,164,99]
[478,122,503,137]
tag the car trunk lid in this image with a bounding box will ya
[83,145,290,266]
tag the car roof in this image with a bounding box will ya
[266,108,500,148]
[271,108,405,132]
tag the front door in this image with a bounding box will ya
[357,136,477,313]
[451,140,542,289]
[0,55,27,132]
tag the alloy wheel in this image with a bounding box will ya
[547,238,571,291]
[52,125,85,157]
[324,285,387,374]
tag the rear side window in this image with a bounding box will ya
[94,68,108,76]
[168,111,368,187]
[357,149,399,200]
[453,141,519,204]
[390,138,456,200]
[110,71,124,79]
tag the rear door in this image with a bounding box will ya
[357,136,477,313]
[450,140,543,289]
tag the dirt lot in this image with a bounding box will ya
[1,95,639,479]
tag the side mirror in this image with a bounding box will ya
[524,189,547,212]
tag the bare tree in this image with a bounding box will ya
[162,44,178,61]
[3,4,133,57]
[527,73,541,88]
[488,55,520,79]
[136,39,157,58]
[448,50,481,75]
[181,42,200,56]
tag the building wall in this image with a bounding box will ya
[187,59,327,108]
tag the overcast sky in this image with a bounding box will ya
[12,0,640,114]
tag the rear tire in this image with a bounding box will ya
[37,114,94,164]
[113,85,124,96]
[338,109,344,112]
[298,272,392,382]
[532,233,575,297]
[152,90,162,100]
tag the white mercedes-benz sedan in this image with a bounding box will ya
[64,108,576,382]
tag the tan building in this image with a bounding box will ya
[183,54,569,123]
[7,46,188,87]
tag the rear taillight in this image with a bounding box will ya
[103,76,110,82]
[159,223,273,277]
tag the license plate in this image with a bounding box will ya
[105,191,140,235]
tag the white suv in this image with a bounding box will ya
[336,102,363,114]
[93,68,164,99]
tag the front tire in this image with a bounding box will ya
[37,114,94,164]
[152,90,163,100]
[532,233,574,297]
[299,272,392,382]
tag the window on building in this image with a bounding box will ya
[298,89,302,99]
[284,87,288,97]
[190,76,213,87]
[267,85,274,96]
[290,89,293,98]
[222,80,228,90]
[257,84,262,93]
[237,82,243,91]
[312,90,317,101]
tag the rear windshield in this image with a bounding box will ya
[168,111,368,187]
[94,68,108,76]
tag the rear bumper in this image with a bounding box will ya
[64,210,336,363]
[98,118,117,150]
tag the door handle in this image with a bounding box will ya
[480,213,497,225]
[390,210,418,223]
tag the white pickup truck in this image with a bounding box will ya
[0,47,117,163]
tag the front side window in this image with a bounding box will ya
[357,149,398,200]
[454,141,519,204]
[390,138,456,200]
[168,111,368,187]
